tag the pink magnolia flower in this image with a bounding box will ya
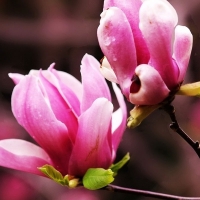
[0,54,126,177]
[97,0,193,105]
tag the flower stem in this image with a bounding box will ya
[103,184,200,199]
[163,104,200,158]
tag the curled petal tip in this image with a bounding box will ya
[48,63,56,70]
[8,73,25,85]
[129,64,170,105]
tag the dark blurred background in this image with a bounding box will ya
[1,0,200,199]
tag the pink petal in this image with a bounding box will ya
[173,25,193,83]
[55,70,83,101]
[129,64,170,105]
[31,66,81,117]
[111,83,127,159]
[11,75,73,175]
[139,0,179,89]
[8,73,25,85]
[97,7,136,97]
[39,71,78,143]
[81,54,111,112]
[103,0,150,65]
[49,65,83,111]
[68,98,113,177]
[0,139,52,176]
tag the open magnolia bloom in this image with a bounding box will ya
[0,54,127,186]
[97,0,193,106]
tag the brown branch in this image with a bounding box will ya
[163,104,200,158]
[102,184,200,200]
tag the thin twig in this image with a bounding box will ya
[163,104,200,158]
[107,103,200,199]
[102,184,200,200]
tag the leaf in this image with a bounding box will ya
[63,175,70,185]
[127,105,160,128]
[38,165,68,186]
[110,153,130,176]
[177,82,200,97]
[83,168,114,190]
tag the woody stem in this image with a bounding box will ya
[163,104,200,158]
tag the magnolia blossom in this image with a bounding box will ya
[97,0,193,105]
[0,54,126,177]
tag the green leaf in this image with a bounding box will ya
[63,175,70,185]
[38,165,68,186]
[177,82,200,97]
[83,168,114,190]
[110,153,130,176]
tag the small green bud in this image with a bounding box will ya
[69,178,80,188]
[38,165,79,187]
[177,82,200,97]
[127,105,160,128]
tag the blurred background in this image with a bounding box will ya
[0,0,200,199]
